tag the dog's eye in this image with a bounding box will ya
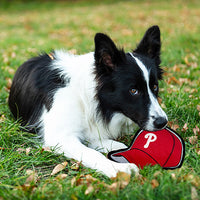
[130,89,138,96]
[153,85,158,92]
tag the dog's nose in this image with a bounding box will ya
[153,117,168,129]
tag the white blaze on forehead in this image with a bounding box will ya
[128,52,167,130]
[129,53,149,83]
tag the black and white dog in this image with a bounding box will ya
[9,25,168,177]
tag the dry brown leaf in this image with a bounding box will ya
[41,146,52,153]
[182,123,188,132]
[5,77,12,90]
[188,136,198,145]
[85,174,99,184]
[107,182,118,193]
[151,179,159,189]
[15,184,37,192]
[85,185,94,195]
[51,161,68,176]
[0,114,6,123]
[196,147,200,155]
[25,169,38,184]
[111,172,131,182]
[16,147,31,155]
[172,64,181,72]
[179,78,191,86]
[0,147,10,150]
[171,124,179,131]
[16,148,26,153]
[109,172,131,192]
[4,66,15,75]
[184,174,200,187]
[168,120,179,131]
[166,76,180,85]
[55,174,68,180]
[153,171,162,177]
[71,162,81,171]
[26,147,31,155]
[71,177,77,187]
[171,173,176,180]
[68,49,77,55]
[191,186,198,200]
[193,126,200,136]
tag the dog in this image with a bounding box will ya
[8,25,168,177]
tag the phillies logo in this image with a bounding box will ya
[144,133,157,148]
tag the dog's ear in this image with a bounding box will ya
[134,25,161,66]
[94,33,125,73]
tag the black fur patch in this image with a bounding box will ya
[8,53,68,132]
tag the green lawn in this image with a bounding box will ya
[0,0,199,199]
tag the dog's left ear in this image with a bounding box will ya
[134,25,161,66]
[94,33,125,73]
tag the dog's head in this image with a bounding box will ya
[94,25,168,131]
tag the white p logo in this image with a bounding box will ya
[144,133,157,148]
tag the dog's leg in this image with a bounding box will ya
[45,134,138,178]
[89,139,128,153]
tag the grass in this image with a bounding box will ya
[0,0,200,199]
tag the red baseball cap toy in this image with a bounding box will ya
[108,127,185,169]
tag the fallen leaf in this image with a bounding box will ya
[108,172,131,192]
[25,169,38,184]
[197,105,200,111]
[196,149,200,155]
[85,185,94,195]
[15,184,36,192]
[191,186,198,200]
[26,147,31,155]
[71,177,77,187]
[153,171,162,177]
[41,146,52,153]
[151,179,159,189]
[166,76,180,85]
[188,136,198,145]
[182,123,188,132]
[68,49,77,54]
[172,64,181,72]
[16,147,31,155]
[5,77,12,90]
[0,147,10,150]
[0,114,6,123]
[16,148,26,153]
[171,123,179,131]
[168,120,179,131]
[85,174,99,184]
[193,126,200,136]
[55,174,68,180]
[51,161,68,176]
[71,162,81,171]
[107,182,118,193]
[157,97,162,104]
[171,173,176,180]
[184,174,200,187]
[4,66,15,75]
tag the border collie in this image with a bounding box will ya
[9,25,168,177]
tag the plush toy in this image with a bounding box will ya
[108,127,185,169]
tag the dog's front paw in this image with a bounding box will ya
[103,162,139,178]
